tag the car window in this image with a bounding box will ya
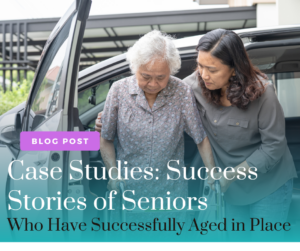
[78,72,132,117]
[31,46,66,118]
[247,45,300,118]
[175,58,197,80]
[265,72,300,118]
[28,16,73,131]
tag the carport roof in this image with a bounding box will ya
[0,6,256,71]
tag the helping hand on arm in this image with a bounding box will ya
[212,160,252,193]
[197,136,217,190]
[95,111,103,133]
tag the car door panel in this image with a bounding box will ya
[6,0,92,228]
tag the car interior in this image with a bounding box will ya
[76,34,300,222]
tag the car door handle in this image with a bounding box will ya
[34,158,47,167]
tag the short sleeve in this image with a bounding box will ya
[182,86,207,144]
[100,83,119,141]
[246,84,287,173]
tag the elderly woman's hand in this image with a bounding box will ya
[107,169,126,193]
[206,167,218,191]
[95,111,103,133]
[107,179,126,193]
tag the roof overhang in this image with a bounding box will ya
[0,6,256,72]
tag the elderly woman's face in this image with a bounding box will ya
[136,59,170,95]
[197,51,235,92]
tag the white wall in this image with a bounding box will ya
[255,0,300,28]
[277,0,300,26]
[256,3,277,27]
[247,0,253,5]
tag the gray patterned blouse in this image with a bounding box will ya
[101,75,207,206]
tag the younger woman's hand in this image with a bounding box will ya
[208,171,234,193]
[217,175,233,193]
[95,111,103,133]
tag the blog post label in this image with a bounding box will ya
[20,131,100,151]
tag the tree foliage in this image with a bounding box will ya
[0,80,31,115]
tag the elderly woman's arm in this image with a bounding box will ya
[197,136,218,190]
[100,138,123,191]
[99,80,125,191]
[181,86,218,186]
[197,136,215,170]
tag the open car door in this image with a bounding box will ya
[0,0,92,240]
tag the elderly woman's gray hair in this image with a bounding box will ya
[126,30,181,75]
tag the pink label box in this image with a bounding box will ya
[20,131,100,151]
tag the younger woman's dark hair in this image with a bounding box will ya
[196,28,266,109]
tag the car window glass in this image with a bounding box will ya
[78,72,132,116]
[31,43,66,118]
[175,58,197,80]
[248,45,300,118]
[266,72,300,118]
[87,120,96,129]
[29,16,73,131]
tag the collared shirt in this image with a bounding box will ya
[101,75,206,202]
[184,71,297,205]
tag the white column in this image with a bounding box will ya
[256,3,277,27]
[277,0,300,26]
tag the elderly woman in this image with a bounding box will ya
[184,29,298,228]
[99,30,214,215]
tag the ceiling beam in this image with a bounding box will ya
[0,30,215,47]
[80,57,111,62]
[14,22,256,57]
[0,6,256,32]
[30,57,111,65]
[27,47,127,56]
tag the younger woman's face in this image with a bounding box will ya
[197,50,235,92]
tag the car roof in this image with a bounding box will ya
[174,24,300,48]
[78,24,300,81]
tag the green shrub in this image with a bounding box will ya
[0,80,31,115]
